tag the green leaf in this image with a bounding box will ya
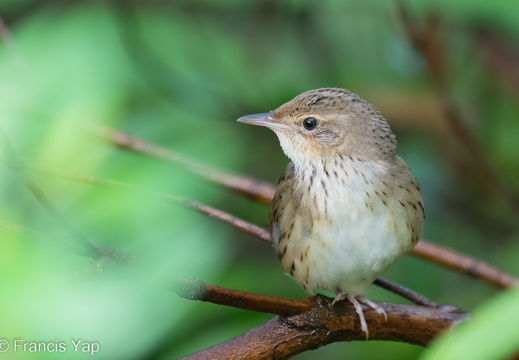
[422,286,519,360]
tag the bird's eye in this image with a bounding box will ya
[302,117,318,131]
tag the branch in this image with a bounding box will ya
[92,125,275,204]
[0,215,138,265]
[373,278,438,307]
[175,276,318,317]
[174,276,466,357]
[6,190,460,352]
[175,276,446,317]
[0,127,101,259]
[41,168,272,242]
[413,240,517,289]
[178,300,466,359]
[2,120,494,356]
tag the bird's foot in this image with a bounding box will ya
[332,292,387,339]
[357,296,387,321]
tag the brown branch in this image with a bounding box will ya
[175,276,466,357]
[413,239,517,289]
[175,276,449,318]
[42,168,272,242]
[92,125,275,204]
[175,276,318,317]
[373,278,438,307]
[178,299,466,359]
[183,199,271,242]
[1,212,466,356]
[0,17,12,43]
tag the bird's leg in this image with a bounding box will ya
[333,291,369,338]
[333,290,388,339]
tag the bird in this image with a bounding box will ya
[237,87,425,337]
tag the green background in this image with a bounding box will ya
[0,1,518,359]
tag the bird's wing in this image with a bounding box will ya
[269,162,296,245]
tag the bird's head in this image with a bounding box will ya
[238,88,396,165]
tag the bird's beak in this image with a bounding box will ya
[237,112,291,132]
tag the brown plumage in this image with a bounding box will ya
[238,88,425,337]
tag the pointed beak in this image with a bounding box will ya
[237,112,291,132]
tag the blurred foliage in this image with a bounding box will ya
[423,285,519,360]
[0,0,518,359]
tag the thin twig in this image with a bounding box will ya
[413,239,518,289]
[0,128,101,259]
[92,125,275,204]
[42,168,272,242]
[183,199,271,242]
[0,215,137,265]
[373,278,438,307]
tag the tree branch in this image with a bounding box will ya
[373,278,438,307]
[175,276,447,317]
[41,167,272,242]
[413,240,517,289]
[174,276,466,358]
[175,276,318,317]
[178,301,466,359]
[92,125,275,204]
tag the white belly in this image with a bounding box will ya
[299,200,408,295]
[276,160,414,296]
